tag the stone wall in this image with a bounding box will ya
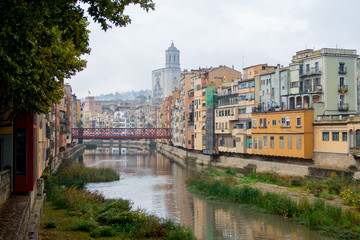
[0,170,10,208]
[215,156,309,177]
[314,152,358,169]
[157,143,309,177]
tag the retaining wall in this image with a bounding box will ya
[314,152,359,169]
[157,143,309,177]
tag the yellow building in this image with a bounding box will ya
[251,109,314,159]
[313,115,360,169]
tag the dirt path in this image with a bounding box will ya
[244,182,347,210]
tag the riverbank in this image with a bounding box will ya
[41,162,196,240]
[188,168,360,240]
[156,142,360,180]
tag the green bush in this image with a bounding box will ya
[224,167,236,176]
[43,221,56,229]
[90,226,116,238]
[71,219,97,232]
[165,225,196,240]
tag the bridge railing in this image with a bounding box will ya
[71,128,171,139]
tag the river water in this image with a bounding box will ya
[82,149,330,240]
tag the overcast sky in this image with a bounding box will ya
[68,0,360,98]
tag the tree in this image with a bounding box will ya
[0,0,155,126]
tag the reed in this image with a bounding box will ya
[188,172,360,240]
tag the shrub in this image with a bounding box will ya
[224,167,236,176]
[165,225,196,240]
[90,226,116,238]
[43,221,56,229]
[248,169,257,179]
[71,219,97,232]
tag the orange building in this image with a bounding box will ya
[251,109,314,159]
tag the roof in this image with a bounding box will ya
[166,42,178,51]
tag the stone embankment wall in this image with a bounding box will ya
[156,143,310,177]
[0,170,10,207]
[52,144,86,173]
[314,152,359,169]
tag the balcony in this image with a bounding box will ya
[338,103,349,111]
[338,85,348,93]
[299,69,321,77]
[338,66,347,74]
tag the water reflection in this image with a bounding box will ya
[83,149,330,240]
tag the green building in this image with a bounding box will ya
[287,48,358,119]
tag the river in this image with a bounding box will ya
[82,148,330,240]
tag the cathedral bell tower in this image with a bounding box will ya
[165,41,180,68]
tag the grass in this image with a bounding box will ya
[42,163,196,240]
[45,163,119,196]
[187,167,360,240]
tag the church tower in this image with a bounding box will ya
[152,42,181,103]
[165,42,180,69]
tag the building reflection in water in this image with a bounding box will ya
[82,149,330,240]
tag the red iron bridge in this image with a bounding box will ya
[71,128,171,139]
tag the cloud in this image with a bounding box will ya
[69,0,360,98]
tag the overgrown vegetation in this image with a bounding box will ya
[188,167,360,239]
[43,163,195,239]
[246,169,360,205]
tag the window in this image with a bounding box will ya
[279,136,284,149]
[306,64,310,74]
[290,82,298,88]
[296,117,301,127]
[270,136,275,149]
[253,119,257,128]
[339,77,345,87]
[299,64,303,75]
[220,138,225,147]
[238,108,246,114]
[272,120,276,126]
[281,117,285,125]
[258,137,262,149]
[315,62,319,72]
[263,136,267,147]
[343,132,348,141]
[305,79,311,92]
[253,137,257,149]
[288,136,292,149]
[332,132,339,141]
[323,132,329,141]
[296,136,302,149]
[299,81,303,92]
[313,78,320,91]
[233,139,236,148]
[286,117,290,127]
[339,62,345,73]
[196,84,201,91]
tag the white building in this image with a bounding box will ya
[152,42,181,103]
